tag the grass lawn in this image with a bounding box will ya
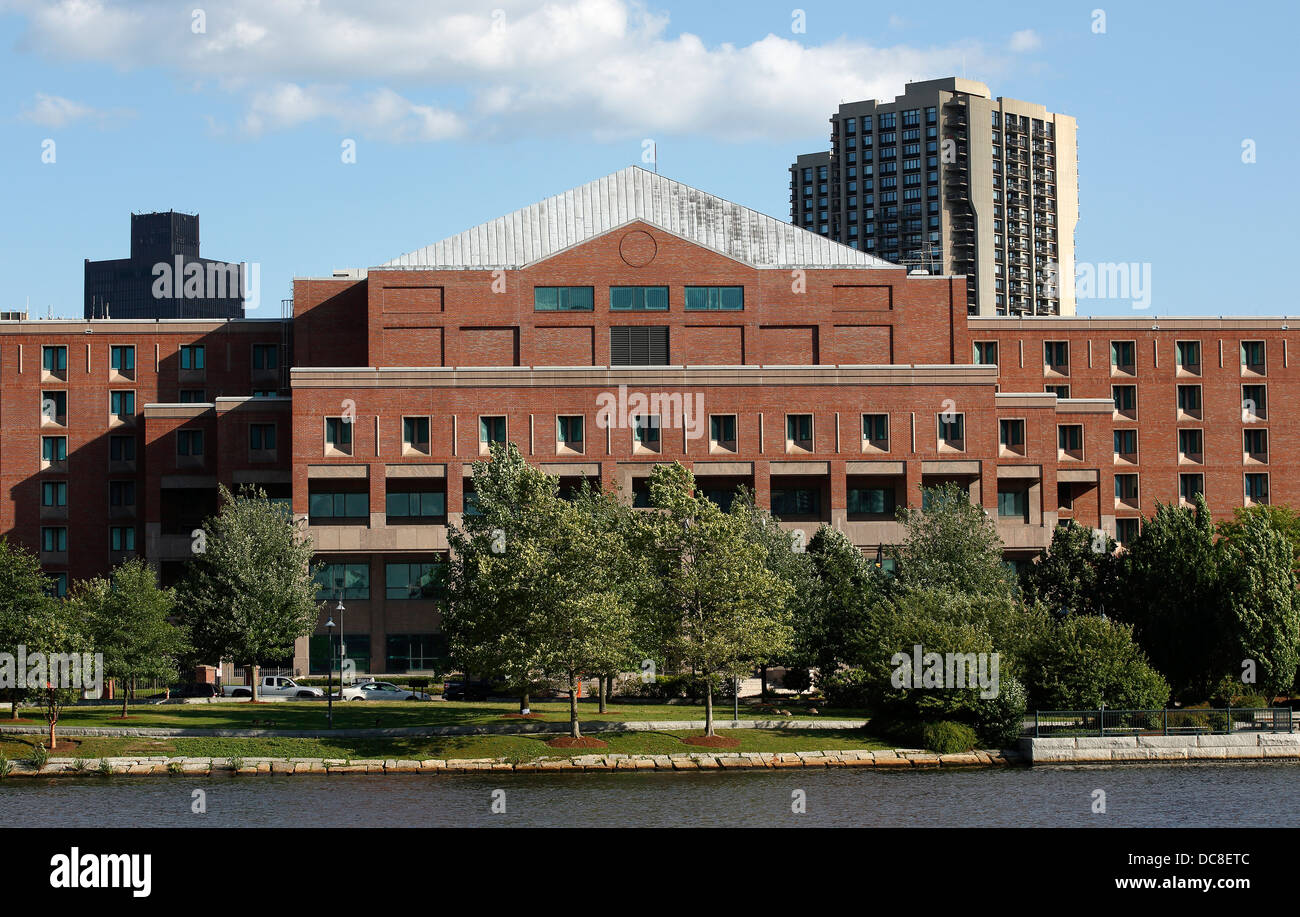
[0,728,889,763]
[3,699,867,732]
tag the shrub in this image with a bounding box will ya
[28,743,48,770]
[1023,614,1169,710]
[782,667,812,694]
[974,673,1027,748]
[0,755,10,779]
[922,721,977,755]
[819,668,872,708]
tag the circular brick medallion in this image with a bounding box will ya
[619,230,658,267]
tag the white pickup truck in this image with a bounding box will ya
[220,676,324,699]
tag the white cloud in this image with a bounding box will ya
[3,0,1010,142]
[17,92,126,127]
[1009,29,1041,52]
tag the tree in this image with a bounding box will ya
[177,485,319,703]
[0,538,50,719]
[797,525,878,679]
[892,483,1016,597]
[443,442,564,714]
[25,597,92,750]
[1022,614,1170,710]
[1219,509,1300,701]
[1020,520,1119,616]
[641,464,794,736]
[75,559,189,718]
[1219,504,1300,574]
[1111,495,1229,701]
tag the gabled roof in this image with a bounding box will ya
[380,165,894,271]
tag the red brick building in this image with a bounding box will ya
[3,167,1291,675]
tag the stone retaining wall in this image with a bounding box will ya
[0,747,1021,777]
[1020,733,1300,764]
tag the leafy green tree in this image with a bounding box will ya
[641,463,794,736]
[25,597,92,749]
[177,486,319,702]
[798,525,879,679]
[1219,509,1300,701]
[0,538,50,719]
[1022,614,1170,710]
[74,559,189,717]
[1219,504,1300,573]
[443,442,564,714]
[1020,520,1119,616]
[892,483,1016,597]
[1111,495,1228,701]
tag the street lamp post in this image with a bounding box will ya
[335,594,346,687]
[325,617,335,727]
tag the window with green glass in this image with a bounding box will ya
[179,344,205,370]
[557,415,584,447]
[314,562,370,600]
[110,435,136,462]
[325,417,353,446]
[997,487,1028,519]
[1058,425,1082,450]
[1175,340,1200,367]
[385,634,449,673]
[479,416,506,444]
[110,391,135,417]
[110,526,135,551]
[684,286,743,311]
[787,414,813,442]
[386,491,446,519]
[1241,340,1266,369]
[177,429,204,456]
[610,286,669,311]
[771,487,821,516]
[534,286,594,312]
[41,436,66,463]
[42,346,67,372]
[309,491,368,519]
[403,417,430,448]
[41,527,67,552]
[252,343,279,370]
[633,415,661,445]
[42,481,67,507]
[250,423,276,450]
[1110,340,1134,369]
[385,562,445,600]
[848,487,895,515]
[710,415,736,444]
[111,345,135,371]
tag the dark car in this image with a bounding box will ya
[442,677,491,701]
[170,683,220,698]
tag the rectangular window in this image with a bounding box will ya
[177,429,205,457]
[252,343,279,370]
[1178,429,1203,463]
[110,436,136,462]
[1175,340,1201,373]
[633,415,662,449]
[403,417,430,452]
[309,492,369,520]
[534,286,594,312]
[1241,340,1266,373]
[250,423,277,451]
[42,346,67,373]
[110,345,135,372]
[47,574,68,599]
[1246,473,1270,504]
[41,391,67,425]
[110,391,135,418]
[179,345,205,370]
[973,341,998,365]
[609,286,669,311]
[325,417,353,447]
[1242,384,1267,420]
[41,436,67,463]
[315,563,370,600]
[42,481,67,507]
[938,413,965,449]
[557,415,584,449]
[479,416,507,446]
[179,389,206,403]
[110,526,136,552]
[41,527,67,552]
[999,419,1025,450]
[683,286,744,311]
[1113,385,1137,418]
[997,487,1028,520]
[1115,473,1139,503]
[1177,384,1202,417]
[1110,340,1135,373]
[1116,518,1140,546]
[1045,384,1070,399]
[109,480,135,507]
[1058,425,1083,453]
[771,488,821,517]
[786,414,813,451]
[1044,341,1069,373]
[710,415,736,452]
[1244,429,1268,462]
[1180,473,1204,504]
[386,491,446,520]
[385,562,444,601]
[847,487,895,516]
[862,414,888,451]
[1114,429,1138,461]
[609,326,669,365]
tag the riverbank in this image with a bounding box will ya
[0,745,1022,777]
[1020,732,1300,764]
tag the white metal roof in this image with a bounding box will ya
[380,165,895,271]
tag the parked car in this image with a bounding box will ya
[340,681,432,702]
[220,676,323,699]
[169,682,219,698]
[442,676,491,701]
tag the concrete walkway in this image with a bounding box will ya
[0,718,868,740]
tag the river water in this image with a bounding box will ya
[4,761,1298,827]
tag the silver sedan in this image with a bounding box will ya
[340,681,433,701]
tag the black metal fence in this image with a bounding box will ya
[1031,707,1293,737]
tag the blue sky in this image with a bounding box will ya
[0,0,1294,318]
